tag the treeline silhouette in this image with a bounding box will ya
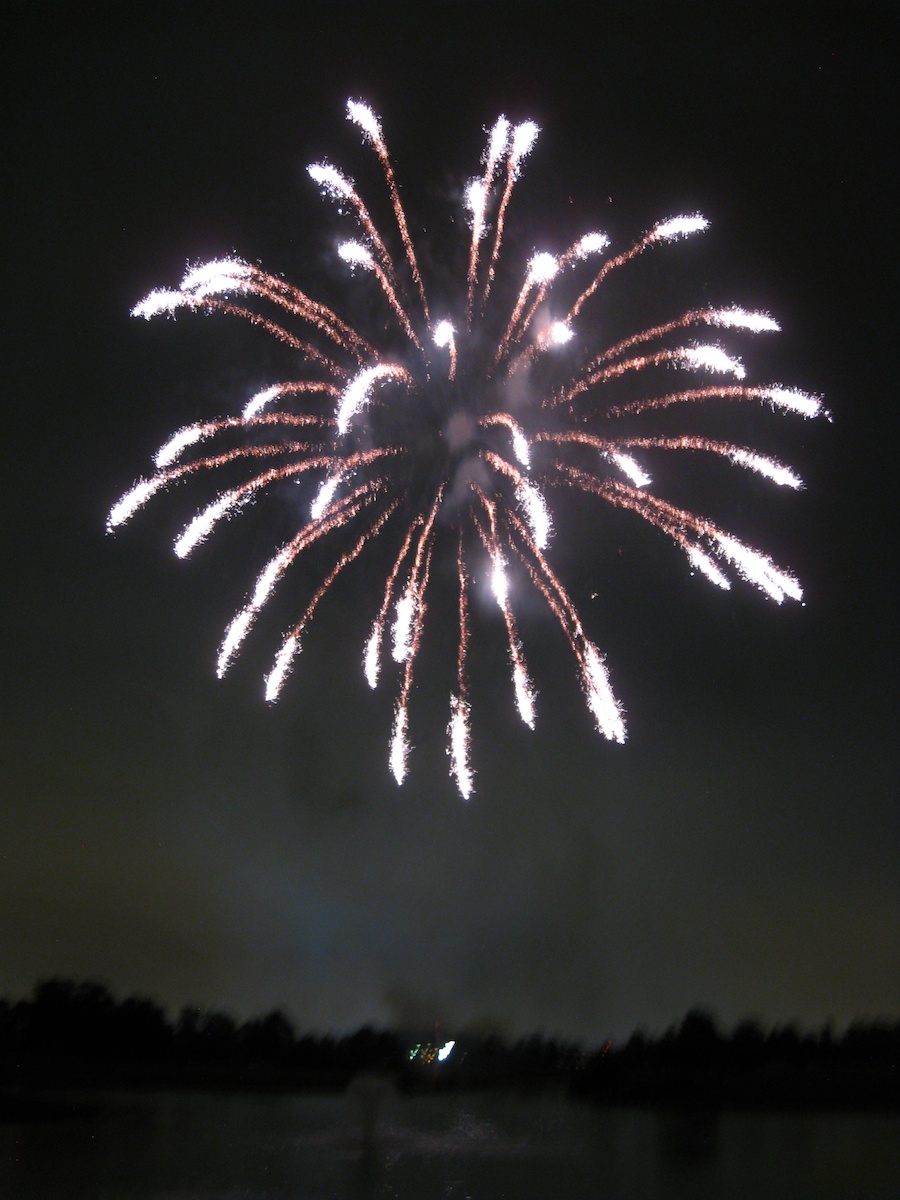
[1,980,897,1107]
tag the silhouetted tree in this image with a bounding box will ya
[238,1010,296,1062]
[729,1017,765,1066]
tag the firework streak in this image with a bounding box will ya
[110,102,825,797]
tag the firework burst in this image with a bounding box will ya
[109,101,824,798]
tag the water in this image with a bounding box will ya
[2,1086,897,1199]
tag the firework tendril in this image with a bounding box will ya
[109,101,825,797]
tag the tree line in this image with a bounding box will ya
[1,979,897,1105]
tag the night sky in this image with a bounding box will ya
[3,3,896,1044]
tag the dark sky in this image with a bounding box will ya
[2,3,896,1043]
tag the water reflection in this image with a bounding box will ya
[1,1088,897,1200]
[656,1107,719,1159]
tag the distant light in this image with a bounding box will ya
[437,1040,456,1061]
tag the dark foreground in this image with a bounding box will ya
[3,1087,899,1200]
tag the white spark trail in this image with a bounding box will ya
[107,477,167,529]
[310,475,342,519]
[581,642,626,743]
[687,547,732,589]
[652,214,710,241]
[217,544,298,677]
[713,534,803,603]
[181,258,253,297]
[517,480,552,548]
[174,492,246,559]
[728,449,802,488]
[154,424,206,467]
[131,290,184,319]
[242,385,283,419]
[607,452,652,488]
[680,345,746,378]
[392,584,417,663]
[511,427,530,466]
[765,387,825,418]
[265,635,300,702]
[710,307,780,332]
[487,546,536,729]
[389,705,410,784]
[448,695,473,800]
[573,232,611,259]
[364,624,382,689]
[346,99,381,142]
[336,364,409,434]
[307,162,354,200]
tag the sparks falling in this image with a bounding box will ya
[109,101,824,797]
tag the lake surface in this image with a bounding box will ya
[2,1086,898,1199]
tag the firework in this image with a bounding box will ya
[110,101,824,796]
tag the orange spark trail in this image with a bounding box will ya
[347,100,431,323]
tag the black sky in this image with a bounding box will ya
[2,2,896,1043]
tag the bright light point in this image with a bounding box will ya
[242,385,282,419]
[582,643,626,743]
[107,477,165,530]
[653,214,709,240]
[434,320,455,347]
[265,635,299,702]
[308,163,353,199]
[364,625,381,689]
[550,321,573,345]
[154,424,204,467]
[711,307,780,333]
[518,481,552,548]
[131,289,183,318]
[607,452,651,488]
[765,387,823,419]
[513,662,536,729]
[180,258,251,297]
[448,695,473,800]
[527,252,558,284]
[682,344,745,378]
[389,706,409,784]
[392,587,416,662]
[338,240,374,269]
[729,449,803,488]
[511,120,539,162]
[437,1040,456,1061]
[174,494,239,559]
[687,547,731,590]
[575,232,610,258]
[346,99,381,142]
